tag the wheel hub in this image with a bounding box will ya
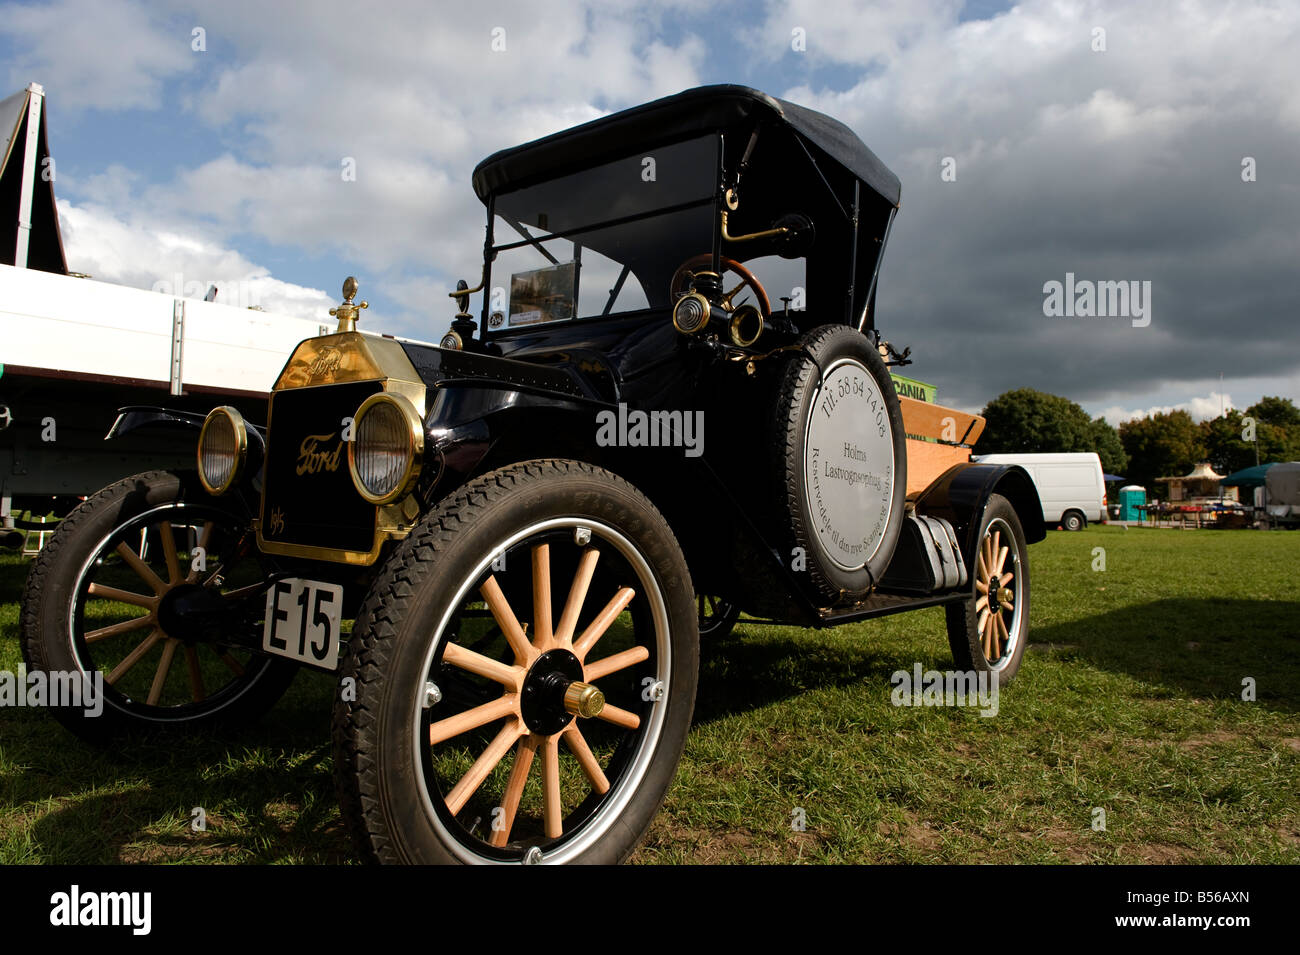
[156,582,229,643]
[520,649,597,735]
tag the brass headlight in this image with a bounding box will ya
[347,392,424,505]
[197,406,248,496]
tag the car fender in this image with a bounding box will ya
[106,405,267,485]
[911,462,1046,566]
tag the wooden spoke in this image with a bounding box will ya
[442,642,521,688]
[583,645,650,682]
[976,549,988,583]
[995,612,1011,659]
[113,542,167,595]
[980,612,993,658]
[489,734,540,847]
[146,637,180,705]
[480,576,534,664]
[563,724,610,794]
[85,613,154,644]
[974,595,988,613]
[531,543,552,650]
[105,629,164,685]
[595,702,641,730]
[975,578,988,594]
[976,607,990,641]
[555,548,601,645]
[572,587,636,661]
[429,695,517,745]
[88,581,157,609]
[541,734,563,839]
[995,545,1009,577]
[185,646,206,702]
[445,719,525,816]
[218,651,246,676]
[999,572,1015,588]
[186,521,216,583]
[159,522,181,586]
[991,530,1001,568]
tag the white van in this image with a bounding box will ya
[972,452,1106,530]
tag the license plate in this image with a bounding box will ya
[262,578,343,669]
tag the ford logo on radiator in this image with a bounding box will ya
[296,433,344,475]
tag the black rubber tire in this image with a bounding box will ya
[945,493,1030,686]
[770,324,907,601]
[20,470,298,743]
[332,459,699,865]
[696,595,741,639]
[1061,510,1086,531]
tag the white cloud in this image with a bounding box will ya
[1099,392,1235,427]
[0,0,192,111]
[58,200,333,319]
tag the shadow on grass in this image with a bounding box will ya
[1,672,352,864]
[1029,597,1300,713]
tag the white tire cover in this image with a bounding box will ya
[802,357,896,571]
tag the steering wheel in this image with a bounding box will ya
[670,254,772,321]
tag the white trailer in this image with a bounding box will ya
[0,83,415,535]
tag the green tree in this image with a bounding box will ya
[1089,417,1128,476]
[1119,409,1204,491]
[977,388,1126,473]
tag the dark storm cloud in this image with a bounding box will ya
[785,1,1300,409]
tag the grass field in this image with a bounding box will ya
[1,525,1297,864]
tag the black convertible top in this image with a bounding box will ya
[472,84,901,208]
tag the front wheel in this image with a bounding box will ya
[945,494,1030,685]
[332,460,699,864]
[20,470,298,742]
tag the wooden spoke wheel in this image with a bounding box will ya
[945,493,1030,684]
[20,470,297,741]
[696,594,740,639]
[333,460,699,865]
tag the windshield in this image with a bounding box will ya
[484,134,718,331]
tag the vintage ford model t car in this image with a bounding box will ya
[21,85,1043,864]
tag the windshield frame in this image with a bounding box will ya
[479,132,724,335]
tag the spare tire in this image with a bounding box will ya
[770,325,907,602]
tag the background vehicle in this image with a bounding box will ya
[22,85,1044,865]
[973,452,1105,530]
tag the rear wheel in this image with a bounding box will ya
[20,470,297,742]
[1061,510,1086,531]
[945,494,1030,685]
[333,460,699,864]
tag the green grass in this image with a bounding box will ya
[2,526,1297,864]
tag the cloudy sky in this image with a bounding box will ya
[3,0,1297,423]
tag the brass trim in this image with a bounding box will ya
[729,304,764,347]
[720,209,790,244]
[197,406,248,496]
[257,331,428,565]
[347,392,425,506]
[328,276,369,333]
[564,681,605,718]
[672,291,712,336]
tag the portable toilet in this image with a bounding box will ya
[1119,485,1146,521]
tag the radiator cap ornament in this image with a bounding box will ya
[329,276,368,333]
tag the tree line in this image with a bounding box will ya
[976,389,1300,491]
